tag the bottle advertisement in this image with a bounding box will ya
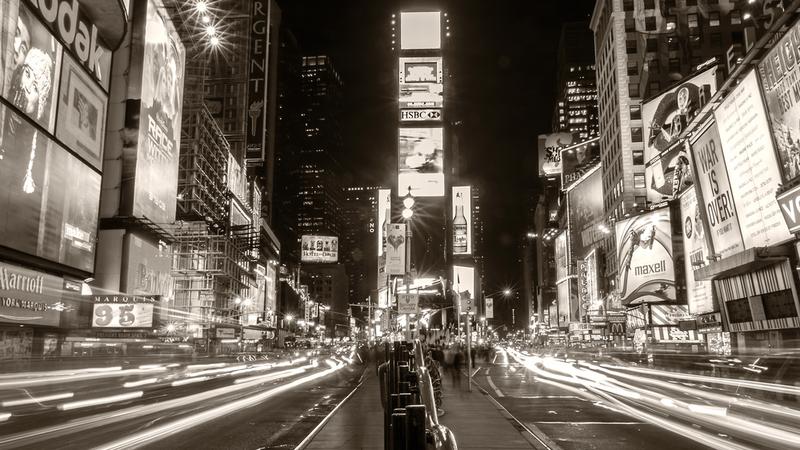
[452,185,472,255]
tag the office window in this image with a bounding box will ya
[709,12,720,27]
[632,150,644,165]
[686,0,698,6]
[647,58,659,73]
[645,16,656,31]
[688,13,699,28]
[666,15,677,31]
[625,17,636,32]
[633,173,646,189]
[710,32,722,47]
[644,0,655,9]
[631,127,643,143]
[635,196,647,207]
[649,81,661,95]
[627,60,638,76]
[630,104,641,121]
[626,39,637,54]
[730,10,742,25]
[668,37,680,51]
[646,38,658,52]
[665,0,676,7]
[623,0,634,11]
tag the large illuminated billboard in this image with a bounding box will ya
[538,132,576,177]
[679,187,714,315]
[643,65,718,163]
[385,223,406,275]
[92,295,155,328]
[400,11,441,50]
[714,70,792,249]
[615,208,676,305]
[126,0,185,224]
[758,19,800,185]
[398,127,444,197]
[566,167,603,259]
[453,265,475,314]
[644,141,693,202]
[301,235,338,263]
[399,57,443,111]
[451,186,472,255]
[561,139,599,188]
[377,188,391,256]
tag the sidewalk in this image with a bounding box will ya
[304,364,540,450]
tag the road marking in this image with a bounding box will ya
[511,395,584,400]
[534,421,643,425]
[486,376,504,397]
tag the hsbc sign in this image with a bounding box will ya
[400,109,441,122]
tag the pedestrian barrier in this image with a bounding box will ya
[378,340,457,450]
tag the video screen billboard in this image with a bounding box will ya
[400,11,441,50]
[398,127,444,197]
[615,208,676,305]
[758,18,800,185]
[0,1,62,133]
[561,139,600,188]
[0,104,100,272]
[452,186,472,255]
[689,120,743,258]
[399,57,443,111]
[714,70,792,249]
[679,187,715,315]
[124,233,172,298]
[566,167,603,259]
[538,132,577,177]
[130,0,185,224]
[301,235,338,263]
[643,65,718,163]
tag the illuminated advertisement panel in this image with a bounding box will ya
[385,223,406,275]
[758,19,800,185]
[453,265,475,314]
[538,132,576,176]
[399,56,443,111]
[485,297,493,319]
[566,167,603,259]
[0,261,63,327]
[580,249,601,314]
[245,0,272,162]
[615,208,676,305]
[227,153,248,206]
[399,57,442,83]
[0,104,100,272]
[679,187,715,314]
[127,0,185,224]
[451,186,472,255]
[398,127,444,197]
[400,11,441,50]
[554,231,569,283]
[301,235,338,263]
[689,120,744,259]
[124,233,172,298]
[377,188,391,256]
[561,139,599,188]
[378,287,389,308]
[644,141,693,202]
[266,263,276,325]
[714,70,792,249]
[643,65,718,163]
[91,295,155,328]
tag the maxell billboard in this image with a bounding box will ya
[246,0,274,162]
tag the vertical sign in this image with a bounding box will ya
[679,187,715,314]
[386,223,407,275]
[453,265,475,314]
[377,189,391,256]
[246,0,271,162]
[554,231,569,283]
[452,186,472,255]
[714,70,792,249]
[485,297,494,319]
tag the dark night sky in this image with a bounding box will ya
[278,0,595,297]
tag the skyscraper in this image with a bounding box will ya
[342,186,386,307]
[552,21,599,139]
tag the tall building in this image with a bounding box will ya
[590,0,743,286]
[552,21,599,139]
[342,186,386,307]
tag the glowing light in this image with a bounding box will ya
[403,196,415,208]
[205,25,216,36]
[202,15,210,24]
[402,208,413,219]
[2,392,74,407]
[123,378,159,388]
[58,391,143,411]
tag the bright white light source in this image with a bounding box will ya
[195,0,208,14]
[400,11,441,50]
[402,208,413,219]
[403,196,415,208]
[205,25,216,36]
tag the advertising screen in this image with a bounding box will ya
[0,1,62,133]
[453,265,475,314]
[56,53,107,169]
[301,235,338,263]
[645,140,694,202]
[0,104,100,272]
[452,186,472,255]
[689,120,744,258]
[0,261,63,327]
[385,223,406,275]
[91,301,154,328]
[758,19,800,185]
[227,153,248,206]
[377,188,391,256]
[485,297,493,319]
[399,56,443,111]
[124,233,173,298]
[398,127,444,197]
[130,0,185,224]
[714,70,792,249]
[378,287,389,308]
[580,249,601,314]
[566,167,603,259]
[266,263,277,323]
[538,132,577,176]
[643,65,718,163]
[561,139,600,188]
[679,187,715,315]
[554,231,569,283]
[615,208,676,305]
[650,304,691,326]
[400,11,441,50]
[400,57,442,83]
[556,280,574,327]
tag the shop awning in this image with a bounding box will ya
[693,247,790,281]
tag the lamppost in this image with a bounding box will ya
[401,187,415,341]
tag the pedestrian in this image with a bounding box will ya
[452,347,463,390]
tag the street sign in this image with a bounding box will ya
[400,109,442,122]
[397,293,419,315]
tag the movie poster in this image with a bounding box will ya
[131,0,185,224]
[567,167,603,259]
[615,208,676,305]
[398,127,444,197]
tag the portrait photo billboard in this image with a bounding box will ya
[398,127,444,197]
[301,235,338,263]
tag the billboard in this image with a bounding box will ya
[643,65,718,163]
[561,139,600,188]
[538,132,577,176]
[714,70,792,249]
[385,223,407,275]
[377,188,391,256]
[227,153,248,206]
[397,293,419,315]
[266,263,277,324]
[758,19,800,185]
[0,104,100,272]
[645,141,694,202]
[245,0,273,162]
[485,297,493,319]
[124,233,173,298]
[301,235,338,263]
[400,11,441,50]
[401,109,441,122]
[91,295,156,328]
[689,120,744,259]
[399,57,443,110]
[128,0,185,224]
[0,262,63,327]
[615,208,676,305]
[453,265,475,314]
[580,249,601,314]
[554,231,569,283]
[679,187,715,315]
[378,287,389,308]
[452,186,472,255]
[566,167,603,259]
[398,127,444,197]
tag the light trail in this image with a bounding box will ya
[58,391,144,411]
[1,392,75,407]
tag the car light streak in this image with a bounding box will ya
[0,367,167,389]
[95,361,347,450]
[2,392,75,407]
[122,378,159,388]
[233,366,309,385]
[0,412,10,422]
[171,377,209,387]
[57,391,144,411]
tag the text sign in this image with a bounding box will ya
[400,109,441,122]
[777,183,800,233]
[397,293,419,315]
[91,303,154,328]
